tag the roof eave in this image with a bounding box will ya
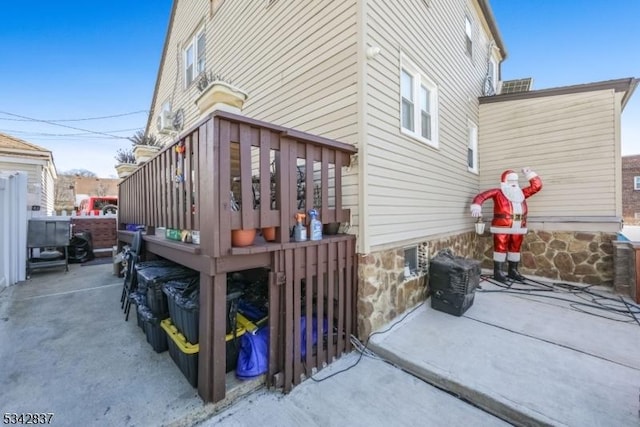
[144,0,178,138]
[477,0,507,60]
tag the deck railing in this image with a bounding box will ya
[118,111,356,255]
[117,111,358,403]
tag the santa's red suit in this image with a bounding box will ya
[470,168,542,282]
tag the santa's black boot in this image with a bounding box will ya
[508,261,525,282]
[493,261,507,283]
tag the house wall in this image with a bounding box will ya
[150,0,360,233]
[363,0,498,251]
[0,160,43,211]
[622,155,640,224]
[477,88,623,285]
[478,89,621,219]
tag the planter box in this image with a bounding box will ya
[114,163,137,178]
[195,81,248,115]
[133,145,161,165]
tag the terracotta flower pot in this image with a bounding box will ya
[323,222,340,235]
[262,227,276,242]
[231,228,256,247]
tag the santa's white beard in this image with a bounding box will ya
[500,183,525,203]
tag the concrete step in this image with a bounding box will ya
[368,282,640,426]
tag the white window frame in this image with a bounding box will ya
[464,16,473,57]
[184,27,206,88]
[488,55,499,94]
[467,120,478,174]
[400,55,439,148]
[634,176,640,190]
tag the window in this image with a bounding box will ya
[467,121,478,173]
[184,28,206,87]
[635,176,640,190]
[484,55,499,95]
[400,56,438,147]
[464,16,473,57]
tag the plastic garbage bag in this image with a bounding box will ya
[236,326,269,379]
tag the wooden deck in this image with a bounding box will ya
[118,111,357,402]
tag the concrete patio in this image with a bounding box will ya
[2,263,639,426]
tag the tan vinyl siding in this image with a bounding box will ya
[150,0,359,230]
[478,89,619,218]
[365,0,494,249]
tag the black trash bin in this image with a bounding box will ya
[136,264,198,318]
[429,249,480,316]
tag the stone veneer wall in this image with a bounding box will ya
[357,231,478,339]
[476,230,616,285]
[357,229,618,338]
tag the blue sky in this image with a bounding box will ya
[0,1,638,178]
[0,1,173,177]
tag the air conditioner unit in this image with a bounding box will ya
[156,110,174,134]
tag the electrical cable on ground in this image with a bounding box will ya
[477,274,640,325]
[308,301,425,383]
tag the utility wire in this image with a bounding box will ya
[1,127,143,137]
[0,110,137,139]
[0,110,148,122]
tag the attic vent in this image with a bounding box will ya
[500,78,533,94]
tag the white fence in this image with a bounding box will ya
[28,210,117,219]
[0,172,28,287]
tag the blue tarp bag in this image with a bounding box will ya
[236,326,269,379]
[300,316,328,358]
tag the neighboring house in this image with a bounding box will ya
[144,0,637,336]
[0,132,57,215]
[55,175,119,212]
[622,154,640,225]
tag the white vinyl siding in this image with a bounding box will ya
[365,0,495,249]
[150,0,359,230]
[479,90,619,217]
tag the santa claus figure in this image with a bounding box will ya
[470,167,542,282]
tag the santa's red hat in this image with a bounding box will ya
[501,170,518,183]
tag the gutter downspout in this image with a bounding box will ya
[356,0,369,254]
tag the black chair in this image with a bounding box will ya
[120,231,143,320]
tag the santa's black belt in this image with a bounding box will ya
[494,214,523,220]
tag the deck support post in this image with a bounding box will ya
[198,272,227,402]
